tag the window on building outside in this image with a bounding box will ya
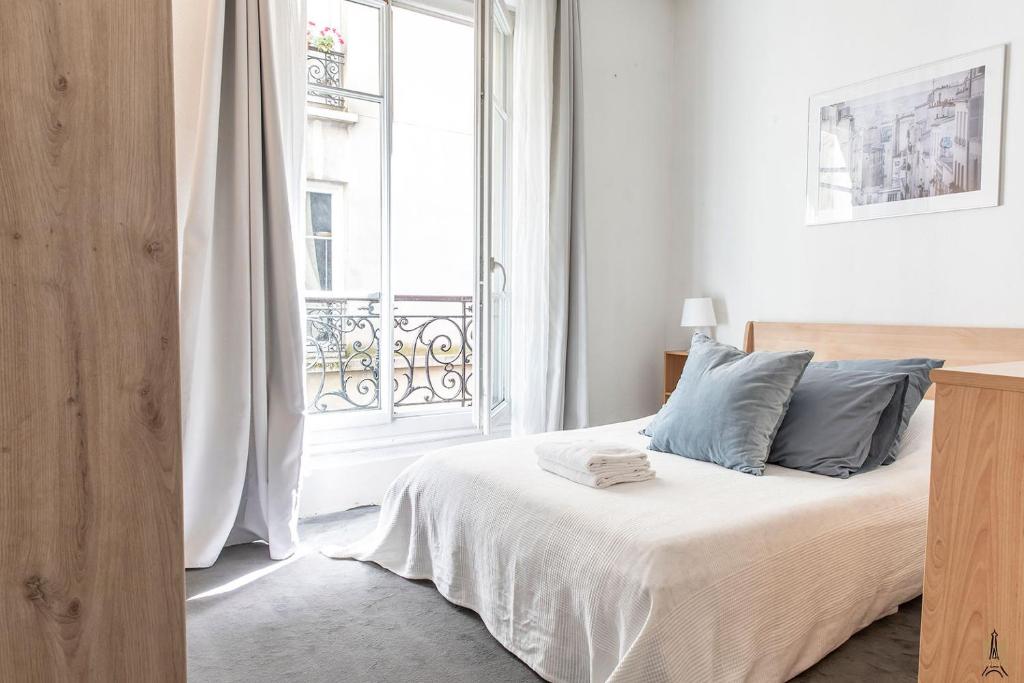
[305,191,334,291]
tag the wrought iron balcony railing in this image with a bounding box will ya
[305,295,473,414]
[306,48,346,109]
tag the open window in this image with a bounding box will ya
[302,0,513,444]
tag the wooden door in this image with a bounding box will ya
[0,0,185,679]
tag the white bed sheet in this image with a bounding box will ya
[327,402,934,683]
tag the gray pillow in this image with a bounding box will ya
[648,333,813,475]
[769,366,910,478]
[814,358,943,464]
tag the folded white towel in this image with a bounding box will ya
[534,441,649,473]
[544,459,647,477]
[538,458,656,489]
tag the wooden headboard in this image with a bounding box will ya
[744,321,1024,398]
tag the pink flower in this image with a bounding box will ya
[307,23,344,51]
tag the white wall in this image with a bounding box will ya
[582,0,678,425]
[670,0,1024,351]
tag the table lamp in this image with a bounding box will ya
[680,297,717,339]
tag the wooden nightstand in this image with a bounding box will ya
[919,361,1024,681]
[663,351,688,403]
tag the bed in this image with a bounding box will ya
[326,322,1024,682]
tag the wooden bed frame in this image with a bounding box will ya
[743,321,1024,397]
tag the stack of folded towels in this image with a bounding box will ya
[535,441,655,489]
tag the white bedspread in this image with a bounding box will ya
[326,402,934,682]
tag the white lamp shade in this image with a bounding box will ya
[680,297,717,328]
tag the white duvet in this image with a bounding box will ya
[326,402,934,683]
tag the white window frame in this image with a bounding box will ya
[474,0,514,435]
[305,0,498,448]
[488,0,513,431]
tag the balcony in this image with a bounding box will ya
[305,295,473,414]
[307,47,346,110]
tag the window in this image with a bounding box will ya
[303,181,347,295]
[305,189,340,292]
[303,0,513,438]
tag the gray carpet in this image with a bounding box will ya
[187,507,921,682]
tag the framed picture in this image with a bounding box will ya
[806,45,1005,225]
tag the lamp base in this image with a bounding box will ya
[684,326,716,347]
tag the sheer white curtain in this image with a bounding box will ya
[509,0,588,435]
[175,0,307,568]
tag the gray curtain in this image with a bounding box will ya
[510,0,588,435]
[176,0,307,568]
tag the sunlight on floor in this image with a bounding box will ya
[187,545,312,602]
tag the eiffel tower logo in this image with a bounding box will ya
[982,629,1009,678]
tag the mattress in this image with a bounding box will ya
[326,401,934,682]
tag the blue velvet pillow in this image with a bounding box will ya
[768,366,910,478]
[813,358,943,464]
[648,333,813,475]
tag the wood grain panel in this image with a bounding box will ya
[932,361,1024,394]
[746,322,1024,397]
[919,382,1024,681]
[0,0,185,679]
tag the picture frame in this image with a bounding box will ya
[806,44,1006,226]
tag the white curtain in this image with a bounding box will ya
[175,0,307,568]
[509,0,588,436]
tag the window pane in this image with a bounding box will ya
[391,7,475,412]
[306,237,333,290]
[307,0,381,98]
[489,117,510,411]
[391,7,474,298]
[489,15,513,413]
[304,94,383,412]
[491,23,506,107]
[305,190,334,292]
[305,101,381,296]
[307,191,333,235]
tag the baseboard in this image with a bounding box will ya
[298,426,510,518]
